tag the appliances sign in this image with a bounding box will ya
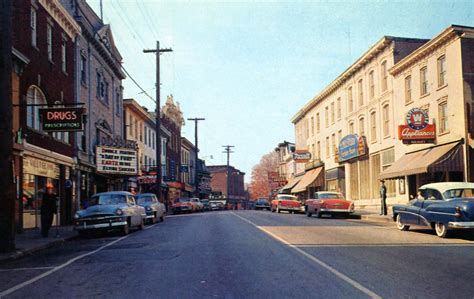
[96,146,138,175]
[398,108,436,144]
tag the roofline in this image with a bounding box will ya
[123,98,155,122]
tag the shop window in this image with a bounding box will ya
[350,162,359,200]
[359,159,370,200]
[381,148,396,197]
[370,154,381,199]
[26,86,46,132]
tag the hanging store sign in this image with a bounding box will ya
[23,156,60,179]
[40,107,85,132]
[96,146,138,175]
[292,150,312,163]
[398,108,436,144]
[180,165,189,173]
[337,134,367,162]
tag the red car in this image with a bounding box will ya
[271,194,304,214]
[305,191,354,218]
[171,197,195,214]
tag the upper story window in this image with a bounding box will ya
[316,141,321,160]
[405,75,412,103]
[325,136,330,158]
[47,24,53,62]
[359,117,365,136]
[420,66,428,96]
[140,123,143,142]
[336,97,341,120]
[369,70,375,98]
[325,106,329,128]
[439,101,448,134]
[349,121,355,134]
[144,126,148,145]
[115,90,121,115]
[331,133,336,156]
[330,102,335,124]
[316,113,320,133]
[358,79,364,107]
[61,38,67,73]
[80,54,87,83]
[31,7,37,47]
[381,61,388,92]
[26,86,46,132]
[129,115,133,137]
[437,55,446,87]
[311,116,314,136]
[382,104,390,137]
[104,81,109,104]
[348,86,353,113]
[370,111,377,142]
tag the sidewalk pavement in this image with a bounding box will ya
[0,226,77,264]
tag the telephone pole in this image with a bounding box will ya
[187,118,205,198]
[143,41,172,202]
[222,145,234,204]
[0,0,15,252]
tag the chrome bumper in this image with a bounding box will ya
[320,208,353,213]
[74,221,127,231]
[448,221,474,228]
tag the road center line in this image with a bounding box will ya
[0,235,129,298]
[231,212,382,299]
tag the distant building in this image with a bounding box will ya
[208,165,245,204]
[181,137,196,197]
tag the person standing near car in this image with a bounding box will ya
[380,179,387,216]
[41,185,57,237]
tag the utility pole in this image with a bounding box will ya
[143,41,172,203]
[0,0,15,252]
[187,118,205,198]
[222,145,234,205]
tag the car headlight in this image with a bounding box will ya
[146,206,152,211]
[74,213,80,219]
[115,208,123,216]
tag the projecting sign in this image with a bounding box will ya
[96,146,138,175]
[337,134,367,162]
[292,150,312,163]
[398,108,436,144]
[40,107,85,132]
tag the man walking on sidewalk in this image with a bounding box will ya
[380,179,387,216]
[41,185,57,237]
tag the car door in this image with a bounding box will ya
[419,188,443,224]
[128,195,139,226]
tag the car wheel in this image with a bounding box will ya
[306,206,312,217]
[435,222,449,238]
[396,214,410,231]
[122,224,129,236]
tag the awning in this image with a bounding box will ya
[280,175,303,192]
[379,142,462,179]
[292,167,324,193]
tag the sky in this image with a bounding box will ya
[86,0,473,182]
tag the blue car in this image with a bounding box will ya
[392,182,474,238]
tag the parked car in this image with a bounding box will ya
[305,191,354,218]
[200,199,210,211]
[393,182,474,238]
[271,194,304,213]
[135,193,165,224]
[74,191,146,236]
[254,198,271,211]
[172,197,194,214]
[209,200,224,211]
[191,197,204,212]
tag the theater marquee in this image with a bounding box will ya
[96,146,138,175]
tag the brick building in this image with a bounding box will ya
[208,165,245,205]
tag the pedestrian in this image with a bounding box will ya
[41,185,57,237]
[380,179,387,216]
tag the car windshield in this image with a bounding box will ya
[256,199,268,203]
[277,195,297,201]
[136,196,155,204]
[318,193,345,199]
[90,194,127,206]
[176,198,191,203]
[444,188,474,199]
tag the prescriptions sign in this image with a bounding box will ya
[40,108,85,132]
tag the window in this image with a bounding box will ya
[96,72,105,99]
[26,86,46,131]
[382,104,390,137]
[420,67,428,95]
[369,71,375,98]
[316,113,320,133]
[359,117,365,136]
[61,38,67,73]
[439,101,448,133]
[381,61,388,92]
[325,137,330,158]
[337,130,342,143]
[31,7,37,47]
[310,117,314,136]
[336,98,341,120]
[47,24,53,61]
[80,55,87,83]
[317,141,321,160]
[129,115,133,137]
[330,102,335,124]
[325,106,329,127]
[349,122,354,134]
[438,55,446,87]
[405,76,412,103]
[104,81,109,104]
[370,111,377,142]
[144,127,147,145]
[331,133,335,156]
[115,90,120,115]
[348,87,353,113]
[358,79,364,107]
[140,123,143,142]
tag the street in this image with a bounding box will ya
[1,211,474,298]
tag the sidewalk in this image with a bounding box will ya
[0,226,77,264]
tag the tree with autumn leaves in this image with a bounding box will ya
[248,151,279,200]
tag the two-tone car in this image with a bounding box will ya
[305,191,354,218]
[74,191,146,236]
[271,194,304,213]
[135,193,166,224]
[393,182,474,238]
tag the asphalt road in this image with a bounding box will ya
[1,210,474,298]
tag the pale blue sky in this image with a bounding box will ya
[87,0,473,182]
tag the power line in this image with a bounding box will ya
[120,65,155,103]
[136,0,160,41]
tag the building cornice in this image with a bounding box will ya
[39,0,81,39]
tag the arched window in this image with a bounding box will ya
[26,86,46,131]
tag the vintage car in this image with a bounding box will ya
[200,199,210,211]
[171,197,194,214]
[191,198,204,212]
[271,194,304,213]
[74,191,146,236]
[305,191,354,218]
[254,198,271,210]
[393,182,474,238]
[209,201,224,211]
[135,193,166,224]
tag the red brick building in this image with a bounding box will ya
[208,165,245,204]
